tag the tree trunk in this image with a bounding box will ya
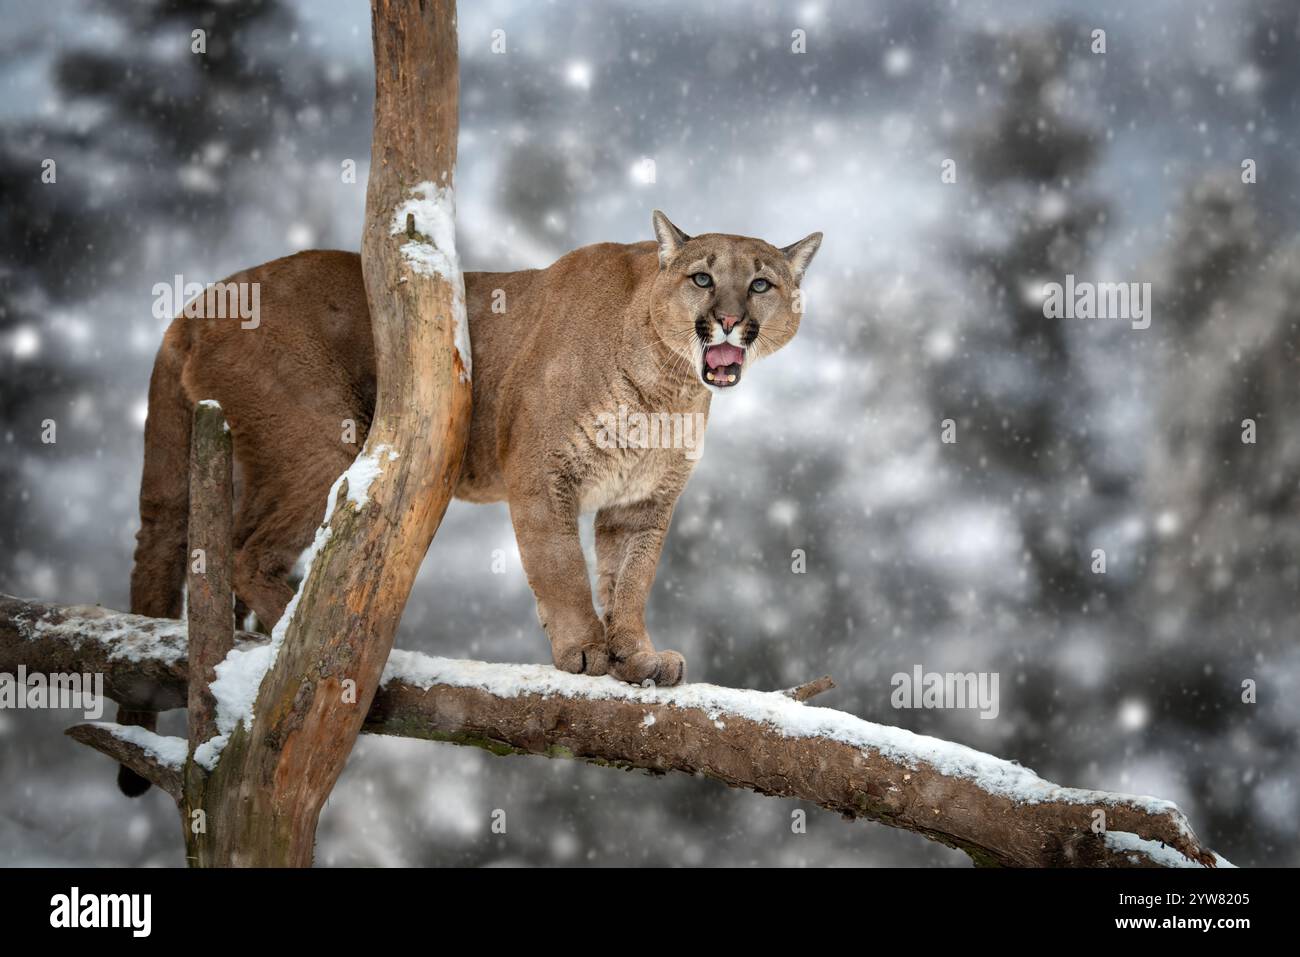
[181,401,235,865]
[185,0,470,866]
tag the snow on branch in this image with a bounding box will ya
[1,593,1230,868]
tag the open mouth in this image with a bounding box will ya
[703,343,744,387]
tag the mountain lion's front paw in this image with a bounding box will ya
[542,609,610,678]
[611,649,686,687]
[553,642,610,677]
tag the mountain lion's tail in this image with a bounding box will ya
[119,324,193,796]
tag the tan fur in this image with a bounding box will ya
[129,214,821,694]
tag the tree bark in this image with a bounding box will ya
[182,0,471,866]
[182,401,235,865]
[1,595,1229,869]
[184,401,234,750]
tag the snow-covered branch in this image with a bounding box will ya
[2,593,1230,868]
[67,723,184,801]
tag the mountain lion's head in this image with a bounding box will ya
[649,210,821,392]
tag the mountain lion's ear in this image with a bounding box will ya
[652,210,690,269]
[781,231,823,283]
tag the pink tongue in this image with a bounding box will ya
[705,344,744,369]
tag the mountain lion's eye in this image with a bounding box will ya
[750,278,771,293]
[691,273,713,288]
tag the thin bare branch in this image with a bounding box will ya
[782,675,835,702]
[66,723,184,801]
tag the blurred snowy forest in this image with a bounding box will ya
[1,0,1297,866]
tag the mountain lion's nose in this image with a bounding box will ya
[717,312,742,332]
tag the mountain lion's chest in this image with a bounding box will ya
[577,406,706,513]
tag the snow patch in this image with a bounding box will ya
[101,722,188,770]
[25,608,188,666]
[1103,830,1233,869]
[192,734,228,771]
[389,180,471,382]
[338,443,391,511]
[197,643,273,770]
[196,398,229,432]
[391,181,458,280]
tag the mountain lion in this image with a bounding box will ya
[118,211,821,794]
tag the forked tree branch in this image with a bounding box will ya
[172,0,472,867]
[1,594,1230,868]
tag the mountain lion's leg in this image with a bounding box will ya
[594,512,630,615]
[509,499,610,677]
[233,533,297,633]
[232,433,356,631]
[595,498,685,686]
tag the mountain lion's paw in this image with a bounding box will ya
[554,642,610,678]
[581,642,610,677]
[613,649,686,687]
